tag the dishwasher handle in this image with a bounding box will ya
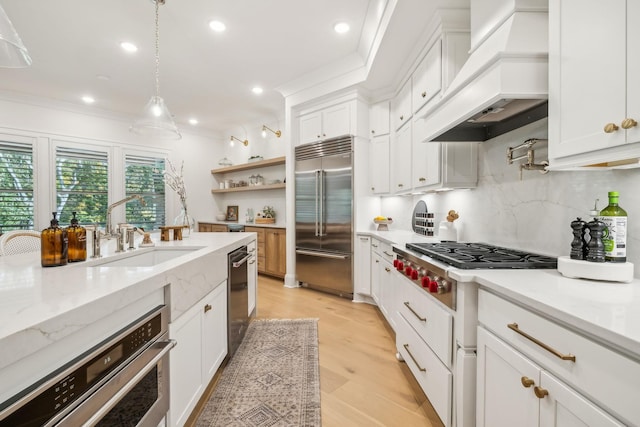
[232,253,251,268]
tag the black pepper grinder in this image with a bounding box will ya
[585,219,606,263]
[570,217,587,260]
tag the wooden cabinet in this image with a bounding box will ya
[477,289,635,426]
[369,135,390,194]
[392,121,412,193]
[549,0,640,168]
[354,235,372,296]
[393,79,412,131]
[210,156,286,194]
[412,40,442,114]
[170,281,227,427]
[264,228,286,277]
[369,100,390,136]
[198,223,228,232]
[299,102,352,145]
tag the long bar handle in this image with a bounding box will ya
[314,170,319,237]
[404,302,426,322]
[232,253,252,268]
[319,169,325,237]
[295,249,349,260]
[403,344,426,372]
[507,323,576,362]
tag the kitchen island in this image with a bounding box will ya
[0,231,255,424]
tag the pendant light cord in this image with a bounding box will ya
[154,0,161,98]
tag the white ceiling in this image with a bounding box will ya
[0,0,438,135]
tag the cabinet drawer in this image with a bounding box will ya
[396,314,452,427]
[245,226,265,244]
[398,275,453,368]
[479,290,640,424]
[371,239,394,264]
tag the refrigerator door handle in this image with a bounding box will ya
[319,169,325,237]
[314,170,320,237]
[296,249,350,260]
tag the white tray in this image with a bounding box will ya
[557,256,634,283]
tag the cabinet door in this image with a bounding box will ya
[392,122,412,193]
[627,0,640,145]
[248,241,257,315]
[198,223,212,232]
[299,111,323,144]
[393,79,412,131]
[202,282,228,384]
[322,102,351,140]
[370,135,390,194]
[354,235,372,295]
[539,371,625,427]
[413,138,441,189]
[412,40,442,114]
[170,307,204,427]
[370,101,390,136]
[378,259,394,326]
[265,228,286,277]
[477,327,540,427]
[371,251,381,304]
[550,0,626,159]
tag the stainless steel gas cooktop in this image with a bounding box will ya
[405,242,557,269]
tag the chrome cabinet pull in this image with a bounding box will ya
[383,251,394,257]
[507,323,576,362]
[403,344,426,372]
[404,302,426,322]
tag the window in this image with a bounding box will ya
[125,155,165,230]
[0,140,34,232]
[56,146,108,225]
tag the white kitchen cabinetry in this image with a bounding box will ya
[477,289,634,426]
[549,0,640,168]
[392,121,412,193]
[170,281,227,427]
[354,234,372,296]
[370,135,390,194]
[248,240,257,316]
[393,80,412,131]
[370,100,390,137]
[298,102,352,145]
[412,40,442,114]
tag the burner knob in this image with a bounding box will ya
[421,277,430,288]
[396,261,404,271]
[411,270,419,280]
[393,259,399,268]
[405,266,412,276]
[428,279,439,293]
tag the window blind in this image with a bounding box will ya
[125,155,165,230]
[0,141,34,232]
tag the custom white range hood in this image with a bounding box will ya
[422,0,549,142]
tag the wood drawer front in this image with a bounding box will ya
[396,314,452,427]
[399,275,453,368]
[479,290,640,424]
[244,226,265,243]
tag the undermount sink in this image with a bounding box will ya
[86,247,205,267]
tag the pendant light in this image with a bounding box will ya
[130,0,181,139]
[0,4,32,67]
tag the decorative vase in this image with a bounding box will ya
[174,207,195,237]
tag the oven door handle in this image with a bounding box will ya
[79,339,176,427]
[232,253,251,268]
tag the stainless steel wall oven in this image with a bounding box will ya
[0,305,175,427]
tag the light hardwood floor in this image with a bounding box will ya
[256,275,443,427]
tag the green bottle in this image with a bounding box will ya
[599,191,627,262]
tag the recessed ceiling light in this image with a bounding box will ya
[189,118,198,125]
[120,41,138,53]
[209,20,226,32]
[96,74,111,81]
[334,22,350,34]
[81,95,95,104]
[252,87,263,95]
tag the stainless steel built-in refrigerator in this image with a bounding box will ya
[295,136,353,298]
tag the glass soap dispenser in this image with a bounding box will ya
[66,211,87,262]
[41,212,68,267]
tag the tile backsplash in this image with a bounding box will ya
[381,118,639,275]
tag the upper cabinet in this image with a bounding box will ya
[370,101,390,137]
[412,40,442,115]
[549,0,640,169]
[393,80,413,131]
[299,101,352,145]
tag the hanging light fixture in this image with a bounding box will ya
[0,4,32,67]
[130,0,181,139]
[261,125,282,138]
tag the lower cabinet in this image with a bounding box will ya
[477,289,632,427]
[354,234,372,296]
[169,281,227,427]
[264,228,286,278]
[198,222,228,232]
[248,240,257,316]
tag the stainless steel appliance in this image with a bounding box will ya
[228,246,250,359]
[295,136,353,298]
[392,242,557,426]
[0,305,174,427]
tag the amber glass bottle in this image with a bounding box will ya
[41,212,68,267]
[66,211,87,262]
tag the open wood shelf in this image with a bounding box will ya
[210,183,286,194]
[211,156,286,175]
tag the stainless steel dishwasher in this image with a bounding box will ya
[227,245,250,359]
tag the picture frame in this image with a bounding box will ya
[225,205,239,222]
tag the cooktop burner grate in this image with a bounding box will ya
[405,242,557,269]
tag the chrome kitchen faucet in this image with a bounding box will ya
[105,195,146,238]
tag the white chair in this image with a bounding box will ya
[0,230,41,256]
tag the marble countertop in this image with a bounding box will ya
[0,232,253,360]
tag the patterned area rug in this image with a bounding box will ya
[195,319,321,427]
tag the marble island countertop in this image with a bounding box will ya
[0,231,254,375]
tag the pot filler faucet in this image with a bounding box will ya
[105,194,146,238]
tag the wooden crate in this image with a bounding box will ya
[255,218,275,224]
